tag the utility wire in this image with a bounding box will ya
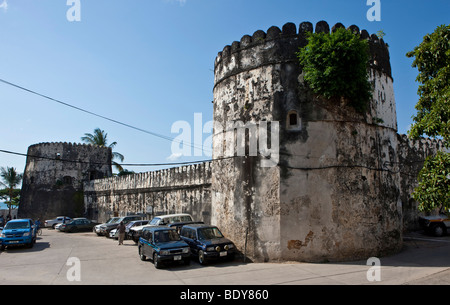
[0,148,218,167]
[0,78,211,154]
[0,148,423,178]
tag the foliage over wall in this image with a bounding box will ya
[297,28,372,113]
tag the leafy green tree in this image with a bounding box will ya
[81,128,125,172]
[376,30,386,39]
[0,167,23,215]
[407,24,450,212]
[297,27,373,113]
[407,24,450,143]
[413,152,450,212]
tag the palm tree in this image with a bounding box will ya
[0,167,23,216]
[81,128,125,172]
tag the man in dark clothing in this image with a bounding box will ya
[117,221,126,245]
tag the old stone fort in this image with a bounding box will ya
[18,21,445,263]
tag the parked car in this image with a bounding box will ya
[0,219,37,250]
[419,207,450,237]
[138,226,190,268]
[45,216,72,229]
[107,220,149,240]
[99,215,144,237]
[168,221,204,234]
[129,213,194,243]
[180,224,236,265]
[59,218,98,233]
[93,217,120,236]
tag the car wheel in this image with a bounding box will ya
[433,224,446,237]
[52,224,57,229]
[154,253,162,269]
[139,246,147,261]
[198,250,207,265]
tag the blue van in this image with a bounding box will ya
[0,219,37,250]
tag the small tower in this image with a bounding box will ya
[18,142,112,221]
[211,21,402,262]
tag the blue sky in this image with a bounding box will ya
[0,0,449,176]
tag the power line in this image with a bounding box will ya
[0,147,422,178]
[0,148,217,167]
[0,78,211,153]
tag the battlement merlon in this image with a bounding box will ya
[214,21,392,88]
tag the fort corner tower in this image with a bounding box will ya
[19,142,112,221]
[211,21,402,262]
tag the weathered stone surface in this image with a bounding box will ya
[397,135,446,231]
[212,21,402,263]
[315,20,330,34]
[19,142,112,221]
[83,162,212,223]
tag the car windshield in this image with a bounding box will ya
[179,215,193,222]
[107,218,120,224]
[198,227,224,240]
[5,221,30,230]
[154,230,181,243]
[149,218,161,225]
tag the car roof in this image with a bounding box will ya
[153,213,192,219]
[143,226,176,232]
[7,218,32,223]
[183,224,217,230]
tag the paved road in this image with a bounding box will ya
[0,229,449,285]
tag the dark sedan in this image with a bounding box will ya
[59,218,98,233]
[180,224,237,265]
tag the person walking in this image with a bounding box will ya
[117,221,126,245]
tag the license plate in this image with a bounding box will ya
[220,251,227,257]
[174,255,182,261]
[9,241,19,244]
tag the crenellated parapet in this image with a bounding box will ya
[18,142,113,221]
[214,20,391,89]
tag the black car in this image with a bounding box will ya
[138,226,190,269]
[99,215,143,237]
[180,224,237,265]
[59,218,98,233]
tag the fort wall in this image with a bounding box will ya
[397,135,447,231]
[83,162,212,224]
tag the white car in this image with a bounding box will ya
[109,220,150,240]
[44,216,72,229]
[109,228,118,239]
[129,213,194,243]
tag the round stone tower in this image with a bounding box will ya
[211,21,402,262]
[19,142,112,221]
